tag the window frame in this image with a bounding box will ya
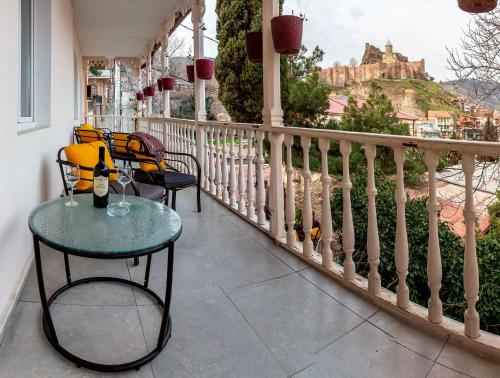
[18,0,35,128]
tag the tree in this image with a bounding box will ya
[482,118,499,142]
[349,57,358,68]
[215,0,288,123]
[333,60,342,67]
[285,46,331,128]
[447,8,500,100]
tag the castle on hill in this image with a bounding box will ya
[320,41,426,87]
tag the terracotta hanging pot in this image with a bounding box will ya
[136,92,144,101]
[186,65,195,82]
[162,77,175,91]
[157,79,163,92]
[144,86,155,97]
[271,15,303,55]
[246,31,263,64]
[458,0,497,13]
[195,59,215,80]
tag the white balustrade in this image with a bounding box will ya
[215,126,222,197]
[284,135,296,248]
[209,126,216,194]
[318,138,333,269]
[238,129,246,213]
[256,130,266,225]
[229,129,237,208]
[221,127,229,203]
[341,140,356,281]
[300,136,313,258]
[246,130,256,220]
[365,144,380,293]
[394,147,409,309]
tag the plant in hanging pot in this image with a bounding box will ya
[144,86,155,97]
[195,58,215,80]
[157,78,163,92]
[162,77,175,91]
[458,0,497,13]
[186,56,195,83]
[271,12,304,55]
[136,92,144,102]
[245,31,263,64]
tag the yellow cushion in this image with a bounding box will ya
[76,124,104,143]
[64,141,117,191]
[112,132,131,154]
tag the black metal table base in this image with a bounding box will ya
[33,235,176,373]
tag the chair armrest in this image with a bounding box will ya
[163,151,201,177]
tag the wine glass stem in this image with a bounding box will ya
[122,183,126,203]
[70,185,74,203]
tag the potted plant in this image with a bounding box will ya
[162,77,175,91]
[458,0,497,13]
[144,86,155,97]
[245,31,263,64]
[271,12,304,55]
[195,58,215,80]
[157,78,163,92]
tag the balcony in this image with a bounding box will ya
[2,0,500,376]
[0,186,498,377]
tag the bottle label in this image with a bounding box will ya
[94,176,109,197]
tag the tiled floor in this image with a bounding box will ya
[1,189,499,377]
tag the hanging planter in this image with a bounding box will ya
[458,0,497,13]
[186,65,195,83]
[245,31,263,64]
[162,77,175,91]
[144,86,155,97]
[271,15,303,55]
[195,59,215,80]
[136,92,144,101]
[157,79,163,92]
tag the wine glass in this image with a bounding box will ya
[65,164,80,207]
[117,165,133,207]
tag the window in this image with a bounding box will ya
[19,0,33,122]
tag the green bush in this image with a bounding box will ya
[330,169,499,335]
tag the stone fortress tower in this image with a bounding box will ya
[320,41,426,87]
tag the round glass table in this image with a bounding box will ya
[28,194,182,373]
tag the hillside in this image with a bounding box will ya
[441,79,500,112]
[334,79,458,117]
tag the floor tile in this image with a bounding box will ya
[138,297,287,378]
[21,247,134,306]
[253,235,309,271]
[173,188,232,219]
[295,322,434,378]
[0,302,153,378]
[175,216,250,248]
[228,273,364,375]
[130,238,294,305]
[368,309,447,360]
[437,342,500,378]
[299,267,379,319]
[427,363,472,378]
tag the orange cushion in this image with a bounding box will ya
[76,125,104,143]
[64,141,117,191]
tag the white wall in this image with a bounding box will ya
[0,0,82,336]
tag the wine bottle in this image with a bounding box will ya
[93,146,109,208]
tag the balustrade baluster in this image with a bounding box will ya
[222,127,229,203]
[215,126,222,197]
[365,144,380,292]
[301,136,313,258]
[318,138,333,269]
[209,126,216,194]
[462,153,480,338]
[284,135,296,247]
[341,141,356,281]
[424,150,443,324]
[256,131,266,225]
[229,129,238,208]
[238,129,246,213]
[204,124,210,190]
[246,130,256,220]
[394,147,409,309]
[190,125,197,174]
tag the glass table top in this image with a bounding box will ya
[29,194,182,256]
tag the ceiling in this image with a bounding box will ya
[73,0,185,58]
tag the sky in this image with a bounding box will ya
[171,0,474,82]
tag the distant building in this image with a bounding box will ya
[415,118,441,138]
[320,41,426,87]
[428,110,454,138]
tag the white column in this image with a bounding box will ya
[462,154,480,338]
[138,57,144,117]
[263,0,285,240]
[161,34,171,118]
[146,46,153,117]
[193,0,206,185]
